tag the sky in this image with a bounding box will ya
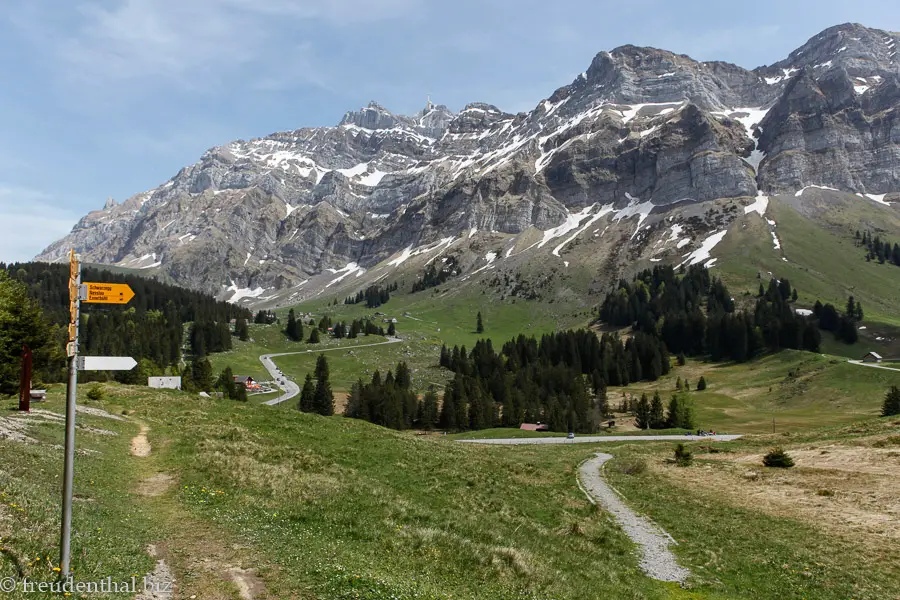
[1,0,898,263]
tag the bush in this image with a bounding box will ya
[615,457,647,475]
[86,384,104,401]
[763,447,795,468]
[697,376,707,391]
[673,443,693,466]
[816,489,834,497]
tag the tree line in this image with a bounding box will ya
[597,265,859,364]
[345,282,398,308]
[412,257,459,293]
[0,262,250,391]
[344,362,431,429]
[857,230,900,266]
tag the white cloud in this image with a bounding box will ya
[51,0,420,94]
[0,187,79,263]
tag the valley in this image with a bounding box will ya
[3,18,900,600]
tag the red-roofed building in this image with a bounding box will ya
[519,423,549,431]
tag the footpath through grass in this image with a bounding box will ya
[2,383,898,598]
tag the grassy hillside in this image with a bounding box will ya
[2,384,898,599]
[716,195,900,332]
[617,350,900,433]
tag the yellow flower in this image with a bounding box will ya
[53,567,61,572]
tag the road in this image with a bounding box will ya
[259,338,402,406]
[457,434,743,445]
[847,359,900,373]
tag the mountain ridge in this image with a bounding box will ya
[38,22,900,304]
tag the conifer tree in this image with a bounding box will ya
[697,376,707,391]
[649,392,665,429]
[476,311,484,334]
[191,357,214,393]
[236,317,250,341]
[882,386,900,417]
[308,328,320,344]
[0,271,54,395]
[313,354,334,416]
[216,367,237,399]
[634,393,652,429]
[387,322,396,336]
[298,374,315,412]
[420,386,439,430]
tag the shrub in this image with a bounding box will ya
[673,443,693,466]
[615,457,647,475]
[816,489,834,497]
[763,447,795,468]
[697,376,707,391]
[882,386,900,417]
[86,384,104,401]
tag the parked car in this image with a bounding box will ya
[567,432,575,439]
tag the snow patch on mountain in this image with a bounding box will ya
[744,193,769,217]
[680,230,728,267]
[225,282,266,303]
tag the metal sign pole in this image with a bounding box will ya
[60,250,81,577]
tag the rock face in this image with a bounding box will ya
[38,23,900,298]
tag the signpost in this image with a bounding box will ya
[81,282,135,305]
[76,356,138,371]
[19,345,32,412]
[59,251,136,578]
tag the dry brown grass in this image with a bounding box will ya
[654,442,900,551]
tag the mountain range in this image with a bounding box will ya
[38,22,900,307]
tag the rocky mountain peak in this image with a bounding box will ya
[339,101,400,130]
[38,23,900,303]
[771,23,899,80]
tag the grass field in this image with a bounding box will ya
[2,383,898,599]
[209,288,587,394]
[602,417,900,600]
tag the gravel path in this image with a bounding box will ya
[578,453,690,583]
[458,434,742,445]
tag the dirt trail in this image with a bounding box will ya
[127,419,268,599]
[131,423,152,457]
[135,473,175,497]
[135,544,175,600]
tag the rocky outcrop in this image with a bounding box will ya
[38,23,900,297]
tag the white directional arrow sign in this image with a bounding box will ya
[76,356,138,371]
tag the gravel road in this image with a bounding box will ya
[579,453,690,583]
[458,434,742,445]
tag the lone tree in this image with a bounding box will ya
[387,321,396,336]
[476,311,484,334]
[298,374,315,413]
[697,376,707,391]
[313,354,334,416]
[882,385,900,417]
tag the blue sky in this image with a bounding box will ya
[1,0,898,262]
